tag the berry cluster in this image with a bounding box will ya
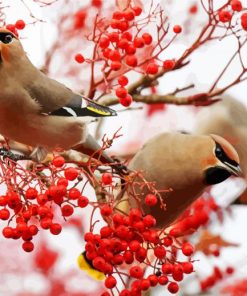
[74,5,179,107]
[200,266,235,292]
[84,207,195,295]
[6,20,26,36]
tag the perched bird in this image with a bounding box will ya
[195,96,247,176]
[125,132,241,228]
[0,28,116,162]
[77,251,105,281]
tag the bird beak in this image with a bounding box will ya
[224,162,243,177]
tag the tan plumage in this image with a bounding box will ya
[0,28,116,162]
[126,132,241,228]
[195,96,247,176]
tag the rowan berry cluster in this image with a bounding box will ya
[84,205,195,295]
[5,19,26,36]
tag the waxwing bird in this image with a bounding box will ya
[0,28,116,162]
[125,132,241,228]
[195,96,247,176]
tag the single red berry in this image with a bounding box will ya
[147,275,158,287]
[118,21,129,31]
[218,10,232,22]
[100,205,112,216]
[37,194,48,205]
[92,256,106,271]
[112,11,123,20]
[119,290,130,296]
[125,44,136,55]
[100,226,113,238]
[226,266,234,274]
[2,226,13,238]
[173,25,182,34]
[77,196,89,208]
[172,265,184,281]
[0,208,10,220]
[15,19,26,30]
[68,188,81,200]
[126,54,138,67]
[163,59,175,70]
[108,32,119,43]
[119,95,132,107]
[142,33,152,45]
[29,225,38,236]
[146,63,159,75]
[0,195,8,206]
[105,275,117,289]
[26,187,38,200]
[145,194,158,206]
[16,222,28,234]
[163,236,173,246]
[168,282,179,294]
[123,250,134,264]
[116,87,128,99]
[102,172,113,185]
[50,223,62,235]
[57,178,69,187]
[133,37,145,48]
[231,0,242,11]
[140,279,150,291]
[40,218,52,229]
[189,4,198,14]
[109,49,121,61]
[154,246,166,259]
[61,204,74,217]
[74,54,85,64]
[143,215,156,228]
[101,292,111,296]
[118,75,128,86]
[118,38,129,49]
[132,6,142,16]
[22,241,34,252]
[123,8,135,21]
[110,61,122,71]
[162,263,174,274]
[99,36,110,49]
[158,275,168,285]
[122,32,132,41]
[38,206,50,218]
[181,262,193,274]
[129,240,140,252]
[182,242,194,256]
[92,0,102,8]
[64,167,78,181]
[129,266,144,279]
[52,156,65,167]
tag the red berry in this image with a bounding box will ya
[108,32,119,43]
[68,188,80,200]
[100,205,112,216]
[29,225,39,236]
[61,204,74,217]
[110,61,122,71]
[50,223,62,235]
[189,4,198,14]
[140,279,150,291]
[109,50,121,61]
[181,262,193,274]
[105,276,117,289]
[57,178,68,187]
[163,59,175,70]
[26,187,38,200]
[77,196,89,208]
[142,33,152,45]
[231,0,242,11]
[129,240,140,252]
[145,194,158,206]
[172,265,184,281]
[173,25,182,34]
[118,75,128,86]
[102,172,113,185]
[118,21,129,32]
[123,8,135,21]
[126,55,138,67]
[64,167,78,181]
[116,87,128,99]
[118,38,129,49]
[52,156,65,167]
[0,195,8,206]
[129,266,144,279]
[100,226,113,238]
[168,282,179,294]
[123,250,134,264]
[38,206,49,218]
[37,194,48,205]
[133,37,145,48]
[226,266,234,274]
[125,44,136,55]
[119,290,130,296]
[132,6,142,16]
[41,218,52,229]
[22,241,34,252]
[122,32,132,41]
[119,95,132,107]
[163,236,173,246]
[99,36,110,49]
[154,246,166,259]
[0,208,10,220]
[74,54,85,64]
[146,63,159,75]
[162,263,174,274]
[159,275,168,285]
[2,226,13,238]
[143,215,156,228]
[218,10,232,23]
[148,275,158,287]
[112,11,123,20]
[101,292,111,296]
[182,242,194,256]
[92,0,102,8]
[15,19,26,30]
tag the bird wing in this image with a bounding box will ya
[26,72,117,117]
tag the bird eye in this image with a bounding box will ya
[215,146,223,159]
[3,34,13,44]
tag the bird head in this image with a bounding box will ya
[0,28,24,64]
[204,134,242,185]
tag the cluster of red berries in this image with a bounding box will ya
[75,5,179,108]
[168,196,218,237]
[218,0,247,31]
[200,266,235,292]
[0,156,92,252]
[5,20,26,36]
[84,207,195,295]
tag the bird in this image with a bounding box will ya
[77,251,105,281]
[0,27,116,163]
[122,132,242,228]
[195,95,247,176]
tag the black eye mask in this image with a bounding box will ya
[0,32,16,44]
[214,142,238,167]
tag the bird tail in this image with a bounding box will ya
[81,97,117,117]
